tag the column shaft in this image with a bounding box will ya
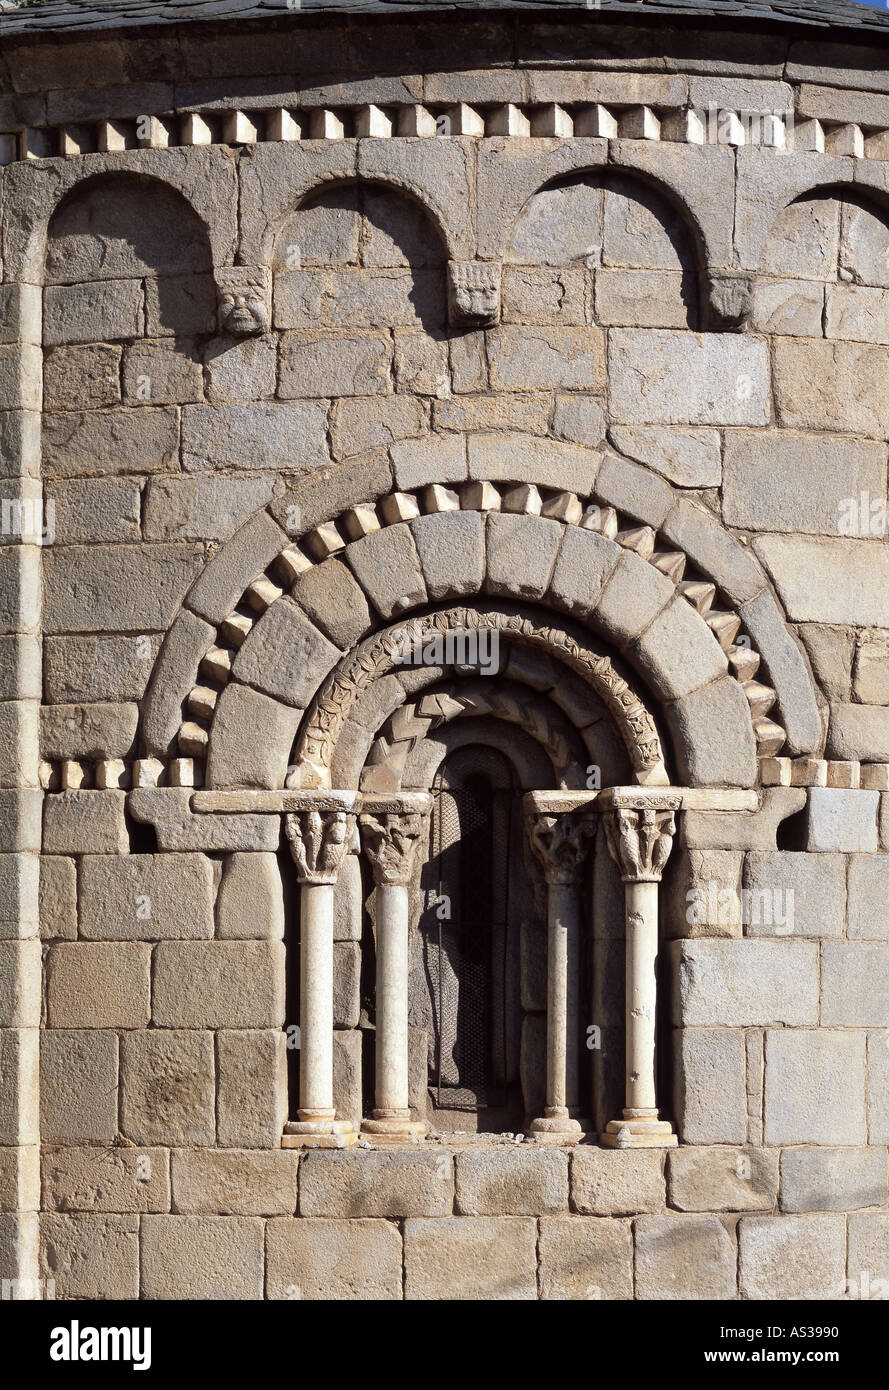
[299,882,335,1118]
[374,883,410,1116]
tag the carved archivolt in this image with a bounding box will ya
[291,605,669,790]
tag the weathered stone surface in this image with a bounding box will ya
[43,343,121,410]
[848,854,889,939]
[755,536,889,628]
[42,406,179,478]
[206,683,302,791]
[279,330,390,399]
[216,852,284,941]
[750,279,824,337]
[204,335,277,403]
[331,395,427,460]
[410,510,485,601]
[232,598,341,708]
[43,281,143,346]
[51,478,142,546]
[629,596,728,702]
[821,941,889,1027]
[41,1029,118,1144]
[775,339,889,436]
[668,1147,778,1212]
[0,1028,38,1146]
[333,1028,363,1131]
[435,392,550,436]
[80,853,214,940]
[829,704,889,762]
[736,589,822,757]
[267,1217,402,1300]
[664,677,759,788]
[39,701,138,760]
[152,941,285,1029]
[144,474,277,543]
[608,426,720,488]
[274,268,443,331]
[404,1216,537,1300]
[488,325,605,392]
[594,548,674,644]
[854,631,889,705]
[635,1215,737,1300]
[38,855,76,941]
[300,1150,453,1219]
[44,544,203,633]
[538,1216,633,1300]
[596,268,691,328]
[345,522,427,618]
[552,395,606,448]
[742,851,845,938]
[572,1148,665,1216]
[41,1214,139,1301]
[455,1148,568,1216]
[42,1146,170,1215]
[217,1030,288,1149]
[609,330,770,426]
[467,432,599,494]
[485,512,562,601]
[664,847,743,939]
[780,1147,887,1213]
[120,1030,215,1147]
[673,940,818,1026]
[547,525,620,618]
[739,1214,846,1300]
[171,1149,297,1217]
[764,1029,866,1146]
[182,402,330,473]
[47,942,151,1029]
[43,791,128,855]
[145,272,217,337]
[0,852,39,939]
[848,1212,889,1285]
[675,1028,747,1145]
[292,558,372,649]
[805,788,879,853]
[724,431,886,536]
[141,1214,264,1299]
[0,940,39,1026]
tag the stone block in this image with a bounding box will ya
[608,426,720,489]
[595,268,692,328]
[855,631,889,705]
[595,451,675,529]
[848,1212,889,1285]
[141,1214,264,1299]
[867,1031,889,1143]
[467,432,600,495]
[42,407,179,478]
[805,788,879,852]
[331,395,427,460]
[203,335,277,402]
[724,431,886,536]
[292,558,373,649]
[44,544,203,633]
[775,339,889,436]
[664,847,743,939]
[345,522,427,618]
[455,1148,568,1217]
[739,1214,846,1300]
[300,1150,453,1219]
[182,401,330,473]
[764,1029,866,1145]
[334,853,363,942]
[629,597,728,702]
[799,625,854,704]
[742,851,845,938]
[404,1216,537,1300]
[780,1147,887,1213]
[736,589,822,757]
[123,340,203,405]
[39,856,76,941]
[152,941,285,1029]
[665,678,760,788]
[143,474,277,543]
[217,1030,288,1149]
[609,330,770,426]
[437,391,552,438]
[0,940,39,1026]
[502,265,586,325]
[41,1029,118,1144]
[50,479,141,546]
[0,789,42,854]
[750,279,824,337]
[0,853,38,941]
[232,598,341,709]
[216,852,284,940]
[80,853,215,940]
[410,511,485,601]
[39,701,138,760]
[826,283,889,344]
[279,330,391,399]
[47,942,151,1029]
[571,1148,665,1215]
[485,513,562,601]
[205,683,302,791]
[332,942,360,1030]
[673,939,818,1026]
[593,548,674,644]
[43,343,121,410]
[552,396,606,449]
[829,704,889,762]
[171,1149,297,1217]
[333,1028,363,1130]
[488,325,605,392]
[184,510,288,627]
[668,1147,778,1212]
[43,280,143,346]
[390,433,467,490]
[41,1214,139,1300]
[635,1215,737,1300]
[547,525,620,619]
[393,329,450,395]
[755,536,889,628]
[120,1030,215,1147]
[145,272,217,337]
[274,268,443,332]
[821,941,889,1027]
[0,1028,38,1146]
[42,1146,170,1214]
[0,1145,39,1214]
[675,1028,747,1145]
[266,1217,402,1300]
[539,1216,633,1300]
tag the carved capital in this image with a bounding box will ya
[603,793,681,883]
[447,260,501,327]
[285,808,354,885]
[360,810,428,887]
[216,265,271,336]
[526,810,595,887]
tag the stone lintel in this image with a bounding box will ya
[523,787,758,816]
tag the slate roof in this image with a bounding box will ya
[1,0,889,40]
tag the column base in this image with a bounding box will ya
[528,1113,591,1145]
[360,1117,427,1145]
[600,1115,677,1149]
[282,1118,358,1149]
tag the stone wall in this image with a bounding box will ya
[2,8,889,1298]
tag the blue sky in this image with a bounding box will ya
[851,0,889,9]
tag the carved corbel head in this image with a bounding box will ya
[216,265,271,336]
[706,271,753,331]
[448,260,501,327]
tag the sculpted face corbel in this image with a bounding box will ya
[447,260,502,327]
[216,265,271,335]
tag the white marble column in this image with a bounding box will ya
[282,791,358,1148]
[360,793,432,1143]
[601,789,681,1149]
[526,805,595,1141]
